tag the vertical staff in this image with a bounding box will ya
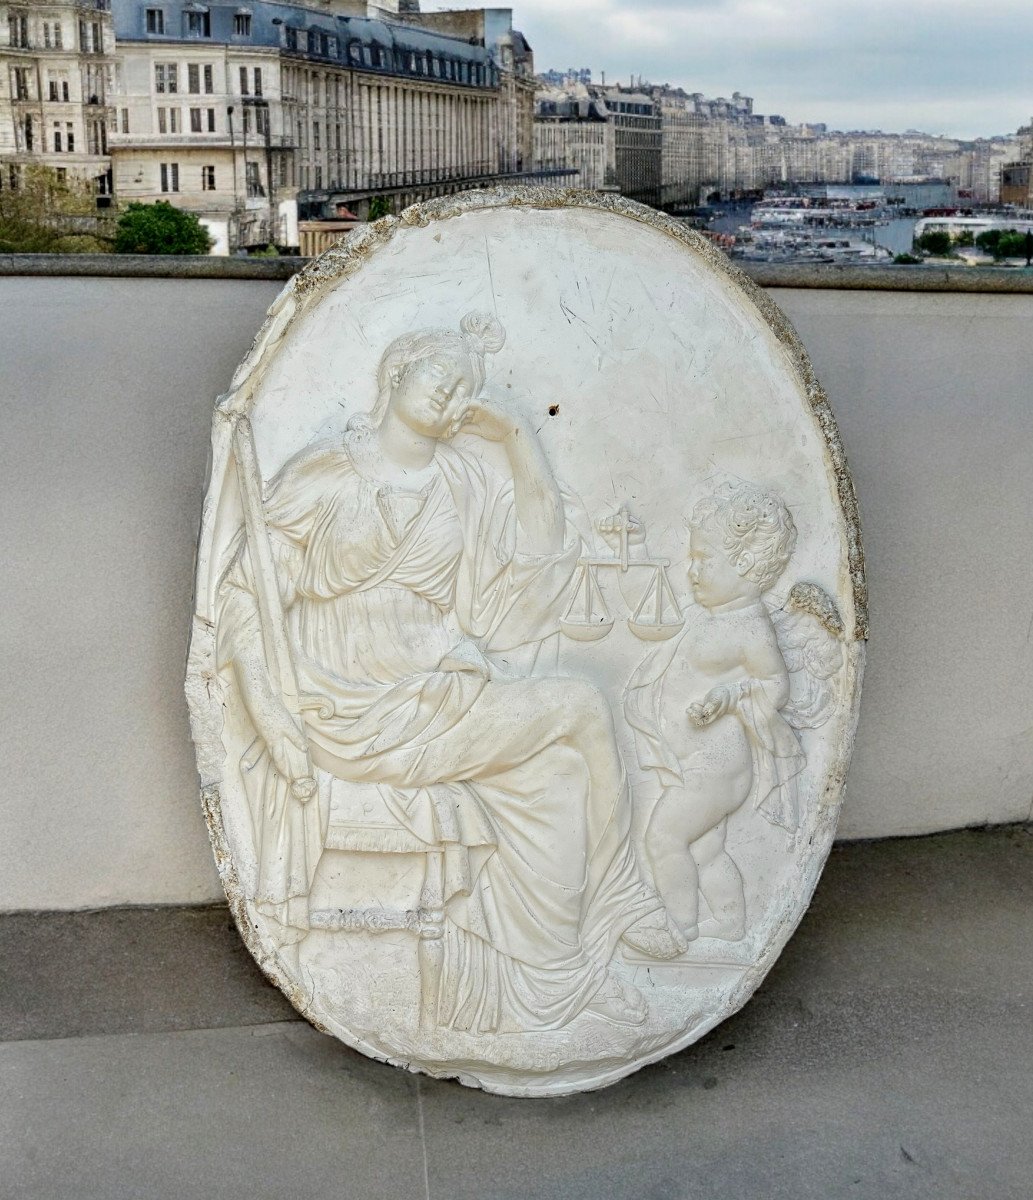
[232,415,317,801]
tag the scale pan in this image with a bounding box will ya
[627,618,685,641]
[560,617,614,642]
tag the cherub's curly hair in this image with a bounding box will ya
[361,311,506,426]
[691,481,797,592]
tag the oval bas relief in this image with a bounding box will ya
[186,189,866,1097]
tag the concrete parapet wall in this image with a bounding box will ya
[1,276,1030,910]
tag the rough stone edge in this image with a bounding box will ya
[185,185,869,1097]
[5,250,1033,294]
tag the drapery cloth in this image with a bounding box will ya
[217,432,659,1032]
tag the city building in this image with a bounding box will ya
[106,0,540,251]
[598,86,660,207]
[0,0,115,199]
[532,82,614,192]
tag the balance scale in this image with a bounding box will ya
[560,504,685,642]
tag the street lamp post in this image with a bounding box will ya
[227,104,239,252]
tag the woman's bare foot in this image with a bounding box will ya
[587,971,648,1026]
[621,909,692,959]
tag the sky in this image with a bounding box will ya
[431,0,1032,139]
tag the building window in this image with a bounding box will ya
[8,13,28,49]
[255,106,268,135]
[284,27,297,51]
[239,66,249,95]
[155,63,177,94]
[312,121,320,151]
[188,63,199,93]
[66,123,75,152]
[233,12,251,37]
[43,21,52,48]
[201,164,215,190]
[56,167,67,185]
[185,10,210,38]
[189,106,215,132]
[157,107,166,133]
[12,68,30,101]
[121,108,129,133]
[160,162,179,192]
[245,160,263,196]
[145,8,165,34]
[204,64,213,93]
[53,123,62,152]
[22,115,32,151]
[253,68,262,96]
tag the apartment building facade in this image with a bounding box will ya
[0,0,115,196]
[108,0,538,250]
[532,83,614,192]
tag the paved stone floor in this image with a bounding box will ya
[2,826,1032,1199]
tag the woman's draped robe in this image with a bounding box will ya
[217,433,660,1034]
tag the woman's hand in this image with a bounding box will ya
[448,394,521,443]
[688,684,739,728]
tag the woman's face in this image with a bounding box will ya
[389,351,478,439]
[687,525,759,609]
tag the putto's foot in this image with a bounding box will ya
[622,909,691,959]
[587,971,648,1026]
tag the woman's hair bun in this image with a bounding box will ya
[460,310,506,356]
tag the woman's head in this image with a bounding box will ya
[688,482,797,607]
[366,311,506,438]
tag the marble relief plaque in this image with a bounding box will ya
[186,189,866,1096]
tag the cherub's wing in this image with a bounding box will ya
[771,582,845,731]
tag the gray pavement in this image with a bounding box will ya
[3,826,1032,1199]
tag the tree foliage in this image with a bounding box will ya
[975,228,1031,260]
[0,165,110,253]
[915,229,952,256]
[114,201,212,255]
[367,195,392,221]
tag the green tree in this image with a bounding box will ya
[367,195,392,221]
[975,228,1027,260]
[915,229,952,256]
[893,253,922,264]
[976,229,1003,257]
[0,165,110,253]
[114,201,212,254]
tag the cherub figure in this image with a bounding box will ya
[625,482,842,943]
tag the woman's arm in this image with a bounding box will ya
[454,398,564,555]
